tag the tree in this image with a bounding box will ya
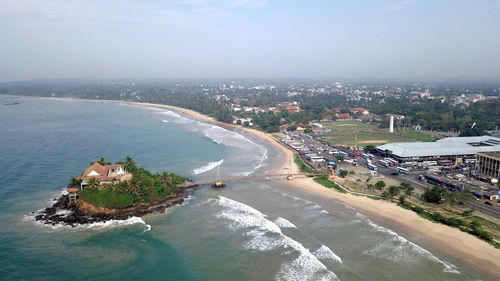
[69,177,82,187]
[405,186,414,196]
[336,156,345,161]
[383,185,400,199]
[97,156,111,165]
[364,145,376,153]
[86,177,99,189]
[304,125,313,134]
[400,182,411,189]
[236,119,242,125]
[422,186,446,203]
[124,157,137,173]
[340,170,348,178]
[288,125,297,131]
[399,195,406,205]
[375,180,386,189]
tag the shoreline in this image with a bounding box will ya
[4,94,500,277]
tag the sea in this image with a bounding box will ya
[0,95,495,280]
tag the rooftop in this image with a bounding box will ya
[376,135,500,158]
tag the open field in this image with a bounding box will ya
[321,120,439,146]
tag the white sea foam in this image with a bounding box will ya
[216,196,339,281]
[191,159,224,175]
[313,245,342,263]
[55,209,73,216]
[274,217,297,229]
[158,109,188,121]
[365,220,460,274]
[319,210,330,215]
[27,214,151,232]
[202,125,268,175]
[161,119,169,123]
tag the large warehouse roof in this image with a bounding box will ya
[376,136,500,158]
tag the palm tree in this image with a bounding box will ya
[87,178,99,189]
[124,157,137,173]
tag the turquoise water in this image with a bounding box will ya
[0,96,496,280]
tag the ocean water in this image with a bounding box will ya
[0,96,495,280]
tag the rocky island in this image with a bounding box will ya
[35,157,192,226]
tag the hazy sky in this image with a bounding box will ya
[1,0,499,81]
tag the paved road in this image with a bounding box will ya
[285,131,500,219]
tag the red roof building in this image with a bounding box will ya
[336,113,352,120]
[77,162,132,189]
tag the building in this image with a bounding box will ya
[477,152,500,181]
[376,136,500,163]
[77,162,132,189]
[336,113,351,120]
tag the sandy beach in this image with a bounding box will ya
[5,95,500,277]
[136,100,500,278]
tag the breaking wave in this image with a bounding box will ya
[274,217,297,229]
[313,245,342,263]
[216,196,339,281]
[365,220,460,274]
[192,159,224,175]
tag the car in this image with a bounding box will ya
[485,201,492,206]
[390,172,398,176]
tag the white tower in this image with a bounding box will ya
[389,115,394,134]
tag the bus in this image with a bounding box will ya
[367,163,378,171]
[399,162,415,168]
[378,160,390,167]
[438,160,454,167]
[397,167,409,174]
[385,158,398,166]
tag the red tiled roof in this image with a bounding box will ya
[336,113,351,119]
[82,162,106,177]
[81,163,125,182]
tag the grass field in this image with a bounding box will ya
[321,121,438,146]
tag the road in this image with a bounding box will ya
[285,131,500,219]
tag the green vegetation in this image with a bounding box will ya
[77,157,185,209]
[375,180,386,189]
[422,186,446,203]
[294,153,317,173]
[313,175,347,193]
[322,120,437,146]
[382,185,401,199]
[398,202,499,247]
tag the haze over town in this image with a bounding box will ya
[1,0,500,82]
